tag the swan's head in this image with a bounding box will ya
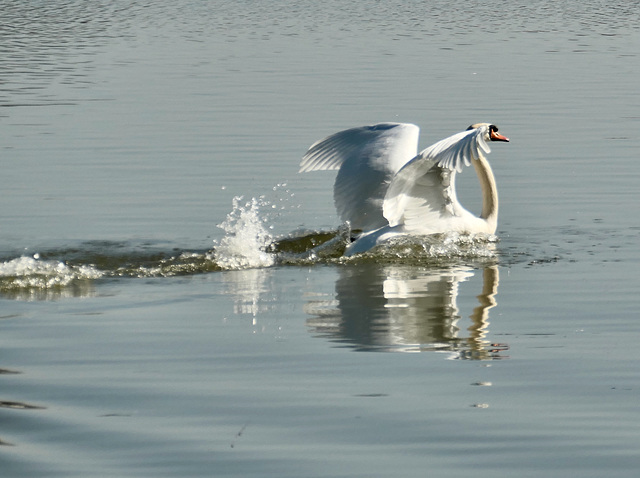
[467,123,509,142]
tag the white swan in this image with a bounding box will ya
[300,123,509,256]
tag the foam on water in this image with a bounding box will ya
[0,231,500,298]
[359,232,499,264]
[0,255,103,291]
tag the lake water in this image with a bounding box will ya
[1,0,640,476]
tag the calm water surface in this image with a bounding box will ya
[1,1,640,477]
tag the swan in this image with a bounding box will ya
[299,122,509,256]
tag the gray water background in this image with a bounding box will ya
[1,1,640,476]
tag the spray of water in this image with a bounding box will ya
[213,196,277,270]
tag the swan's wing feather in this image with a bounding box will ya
[300,123,420,231]
[299,123,419,174]
[383,127,490,229]
[383,159,456,229]
[419,127,491,173]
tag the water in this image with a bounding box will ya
[1,0,640,476]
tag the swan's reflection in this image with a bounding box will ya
[305,265,506,359]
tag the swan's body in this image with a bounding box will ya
[300,123,509,256]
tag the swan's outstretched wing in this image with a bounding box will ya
[383,127,491,230]
[299,123,419,173]
[300,123,420,231]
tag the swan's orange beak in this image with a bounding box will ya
[490,130,509,142]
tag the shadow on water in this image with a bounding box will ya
[304,264,507,359]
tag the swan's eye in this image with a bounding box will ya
[489,125,498,133]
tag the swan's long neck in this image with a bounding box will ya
[472,152,498,233]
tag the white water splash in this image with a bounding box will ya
[0,255,103,290]
[214,196,276,270]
